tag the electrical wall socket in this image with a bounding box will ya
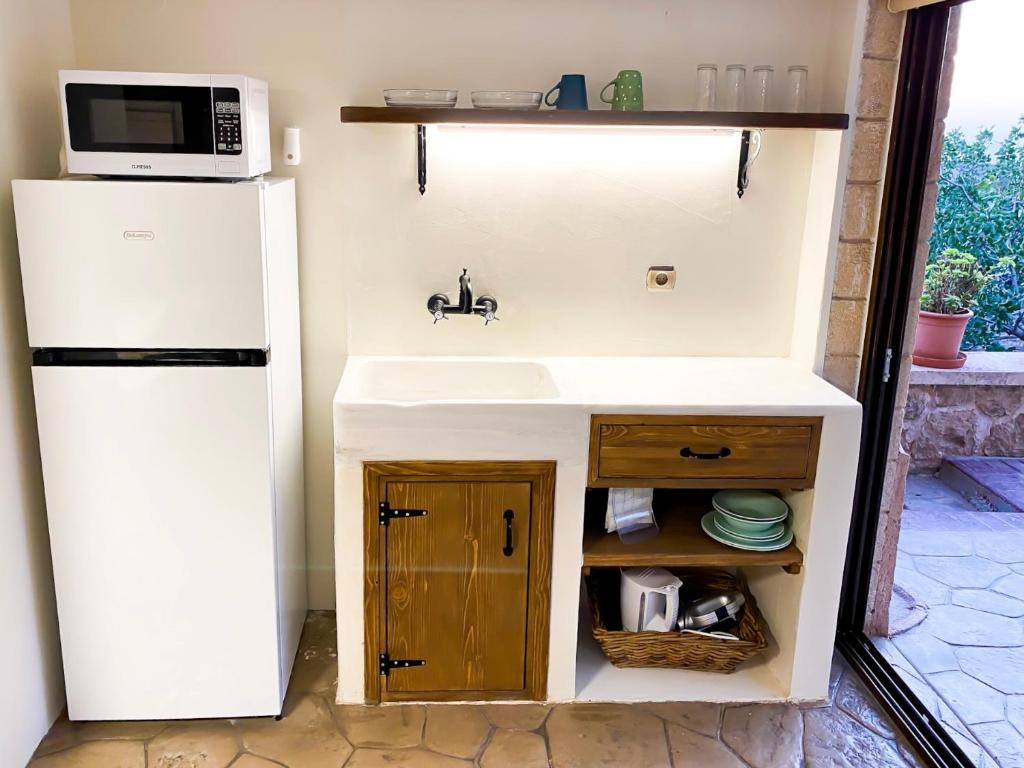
[646,266,676,291]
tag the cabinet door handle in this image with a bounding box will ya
[502,509,514,557]
[679,446,732,460]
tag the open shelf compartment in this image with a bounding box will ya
[574,575,788,702]
[576,634,787,703]
[573,487,819,702]
[582,489,804,574]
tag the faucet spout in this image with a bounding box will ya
[457,268,473,313]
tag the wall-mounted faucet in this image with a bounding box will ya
[427,268,499,325]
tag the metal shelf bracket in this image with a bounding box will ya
[737,130,751,198]
[416,124,426,194]
[737,129,764,199]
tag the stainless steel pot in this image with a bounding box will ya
[677,590,746,631]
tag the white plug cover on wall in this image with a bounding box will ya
[283,127,301,166]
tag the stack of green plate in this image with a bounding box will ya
[700,490,793,552]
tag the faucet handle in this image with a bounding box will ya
[477,296,498,325]
[427,293,451,325]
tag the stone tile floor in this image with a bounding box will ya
[878,474,1024,768]
[30,612,922,768]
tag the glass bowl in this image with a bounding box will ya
[383,89,458,108]
[470,91,542,110]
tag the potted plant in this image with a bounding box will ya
[913,248,995,368]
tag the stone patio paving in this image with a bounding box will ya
[30,612,923,768]
[877,474,1024,768]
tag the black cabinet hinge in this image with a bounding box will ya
[379,652,426,676]
[378,501,429,526]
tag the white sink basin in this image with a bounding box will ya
[351,359,560,402]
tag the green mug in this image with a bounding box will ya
[600,69,643,111]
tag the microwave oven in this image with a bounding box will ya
[59,70,271,179]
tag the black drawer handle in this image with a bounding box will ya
[680,447,732,460]
[502,509,514,557]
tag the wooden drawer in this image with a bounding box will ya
[589,415,822,489]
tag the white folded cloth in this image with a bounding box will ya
[606,488,655,533]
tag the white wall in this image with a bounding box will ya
[790,130,845,369]
[337,0,852,358]
[0,1,74,763]
[340,0,844,113]
[343,126,816,356]
[67,0,860,606]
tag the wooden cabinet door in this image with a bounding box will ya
[382,480,532,696]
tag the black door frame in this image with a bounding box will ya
[835,2,976,768]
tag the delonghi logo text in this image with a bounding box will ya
[131,163,152,170]
[123,230,155,241]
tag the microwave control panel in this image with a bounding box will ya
[213,87,243,156]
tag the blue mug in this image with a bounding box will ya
[544,74,588,110]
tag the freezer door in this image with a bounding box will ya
[33,365,283,719]
[13,179,269,349]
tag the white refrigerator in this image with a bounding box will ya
[12,177,306,721]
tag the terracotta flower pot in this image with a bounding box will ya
[912,309,972,369]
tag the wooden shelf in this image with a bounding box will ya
[340,106,850,131]
[581,496,803,574]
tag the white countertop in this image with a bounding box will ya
[334,355,859,412]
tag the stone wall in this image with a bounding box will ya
[821,0,905,398]
[903,385,1024,473]
[902,354,1024,472]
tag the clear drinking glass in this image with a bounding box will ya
[787,65,808,112]
[724,65,746,111]
[752,66,774,112]
[696,65,718,110]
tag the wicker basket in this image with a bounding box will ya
[586,569,769,673]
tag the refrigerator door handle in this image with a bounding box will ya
[32,348,269,367]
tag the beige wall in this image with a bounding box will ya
[69,0,865,607]
[342,127,822,357]
[337,0,856,360]
[0,1,74,762]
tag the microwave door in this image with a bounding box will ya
[63,83,219,176]
[65,83,214,154]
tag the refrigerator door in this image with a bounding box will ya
[32,365,282,719]
[13,179,269,349]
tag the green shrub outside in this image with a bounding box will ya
[929,118,1024,350]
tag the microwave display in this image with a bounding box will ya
[64,83,242,155]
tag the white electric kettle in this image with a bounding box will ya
[620,567,683,632]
